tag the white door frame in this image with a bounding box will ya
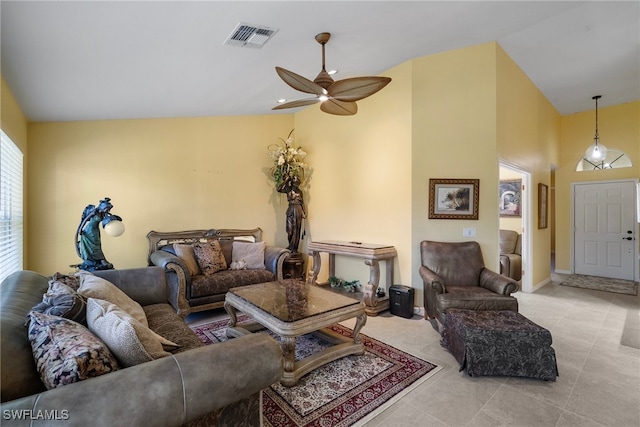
[570,178,639,281]
[499,160,533,293]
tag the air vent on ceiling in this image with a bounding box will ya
[224,23,278,48]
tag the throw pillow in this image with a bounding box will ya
[192,241,227,275]
[229,260,247,270]
[29,281,87,325]
[28,311,119,390]
[174,243,200,276]
[76,271,148,327]
[232,241,266,270]
[86,298,174,368]
[49,272,80,291]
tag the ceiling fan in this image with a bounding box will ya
[272,32,392,116]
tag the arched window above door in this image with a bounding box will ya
[576,149,633,171]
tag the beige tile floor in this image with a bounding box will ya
[188,274,640,427]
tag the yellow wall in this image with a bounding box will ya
[555,101,640,273]
[16,42,631,307]
[410,43,499,304]
[1,77,28,152]
[27,115,293,274]
[495,45,560,289]
[22,41,564,304]
[293,60,413,290]
[294,42,560,304]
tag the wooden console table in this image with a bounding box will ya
[306,240,397,316]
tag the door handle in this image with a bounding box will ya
[623,237,633,240]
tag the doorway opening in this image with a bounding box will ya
[499,161,532,293]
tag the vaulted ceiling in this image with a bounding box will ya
[2,1,638,122]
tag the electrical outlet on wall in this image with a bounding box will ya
[463,228,476,237]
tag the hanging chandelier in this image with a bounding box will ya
[585,95,608,162]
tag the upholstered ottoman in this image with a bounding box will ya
[441,309,558,381]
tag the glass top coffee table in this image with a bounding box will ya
[224,280,367,387]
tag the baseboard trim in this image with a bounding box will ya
[532,277,552,292]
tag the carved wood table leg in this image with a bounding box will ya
[224,301,237,327]
[280,336,298,387]
[363,259,380,308]
[306,250,321,285]
[352,312,367,345]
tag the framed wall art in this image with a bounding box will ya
[429,178,480,220]
[499,179,521,218]
[538,183,548,229]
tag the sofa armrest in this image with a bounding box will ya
[479,268,519,295]
[93,267,168,306]
[265,246,291,280]
[499,253,522,281]
[149,251,191,317]
[419,265,445,319]
[0,334,284,427]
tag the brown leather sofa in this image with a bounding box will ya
[147,227,290,317]
[499,229,522,281]
[0,267,283,427]
[419,240,519,331]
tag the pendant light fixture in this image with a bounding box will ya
[585,95,608,162]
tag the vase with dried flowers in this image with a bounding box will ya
[268,130,308,253]
[267,129,307,188]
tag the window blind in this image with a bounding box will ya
[0,130,24,283]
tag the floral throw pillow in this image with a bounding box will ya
[192,241,227,275]
[28,311,119,390]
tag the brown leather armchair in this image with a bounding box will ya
[419,240,519,331]
[499,229,522,281]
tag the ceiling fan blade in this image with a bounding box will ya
[272,98,320,110]
[275,67,325,95]
[320,99,358,116]
[328,77,392,102]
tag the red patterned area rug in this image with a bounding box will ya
[190,316,441,427]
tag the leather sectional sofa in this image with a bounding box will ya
[0,267,283,427]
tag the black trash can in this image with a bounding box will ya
[389,285,414,318]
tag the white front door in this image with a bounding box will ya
[574,180,637,280]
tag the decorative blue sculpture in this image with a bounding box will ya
[74,197,124,271]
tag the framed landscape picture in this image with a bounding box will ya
[429,178,480,220]
[499,180,521,217]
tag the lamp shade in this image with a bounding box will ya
[585,140,608,162]
[103,219,125,237]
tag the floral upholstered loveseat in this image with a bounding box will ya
[147,227,290,317]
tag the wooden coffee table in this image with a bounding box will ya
[224,280,367,387]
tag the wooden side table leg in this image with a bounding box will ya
[280,336,297,386]
[352,312,367,345]
[224,301,237,327]
[384,258,394,295]
[328,253,336,277]
[363,259,380,308]
[306,250,321,285]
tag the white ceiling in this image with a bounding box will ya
[2,1,639,122]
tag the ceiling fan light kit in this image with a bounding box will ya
[273,32,391,116]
